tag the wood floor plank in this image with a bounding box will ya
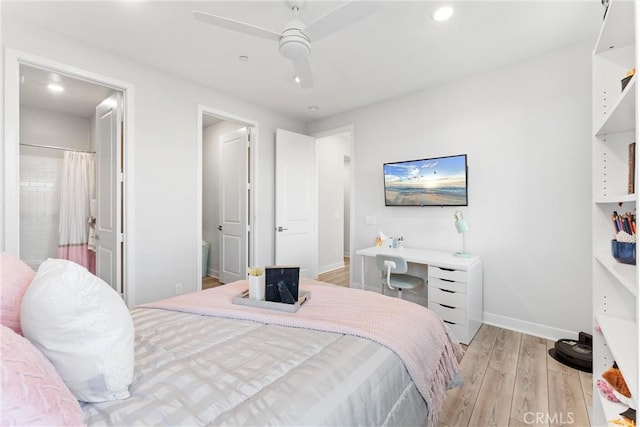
[579,371,593,415]
[439,324,500,426]
[202,276,220,289]
[510,339,549,425]
[547,369,590,427]
[468,367,516,427]
[522,334,547,344]
[489,328,522,374]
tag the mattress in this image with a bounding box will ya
[81,307,428,426]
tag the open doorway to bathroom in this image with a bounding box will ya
[200,110,255,289]
[18,64,125,295]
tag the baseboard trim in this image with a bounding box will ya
[353,283,580,341]
[482,312,579,342]
[317,261,345,275]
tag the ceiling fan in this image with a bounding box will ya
[193,1,383,89]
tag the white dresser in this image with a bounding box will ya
[427,260,483,345]
[356,246,483,344]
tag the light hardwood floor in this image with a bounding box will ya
[202,257,351,290]
[439,324,592,427]
[203,259,593,427]
[202,275,220,289]
[317,257,351,287]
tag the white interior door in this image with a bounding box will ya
[95,93,122,294]
[275,129,316,278]
[218,128,249,283]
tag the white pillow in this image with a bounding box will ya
[20,258,134,403]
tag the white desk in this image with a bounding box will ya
[356,246,483,344]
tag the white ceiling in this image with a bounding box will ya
[4,0,604,122]
[19,65,116,118]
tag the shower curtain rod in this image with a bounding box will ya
[20,142,95,154]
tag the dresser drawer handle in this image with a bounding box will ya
[439,278,455,283]
[439,288,456,293]
[443,320,455,325]
[438,303,456,310]
[438,267,455,272]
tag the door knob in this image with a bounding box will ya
[94,233,101,240]
[218,225,222,231]
[276,226,288,232]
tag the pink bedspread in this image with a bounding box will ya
[140,279,462,426]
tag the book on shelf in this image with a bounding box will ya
[628,142,635,194]
[265,265,300,304]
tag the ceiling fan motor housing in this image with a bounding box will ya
[279,28,311,60]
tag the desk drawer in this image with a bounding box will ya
[428,277,466,293]
[441,321,468,344]
[428,266,467,283]
[429,286,466,308]
[429,302,467,325]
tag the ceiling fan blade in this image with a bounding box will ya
[193,10,281,42]
[304,1,383,42]
[292,58,313,89]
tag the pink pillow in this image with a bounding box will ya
[0,324,85,426]
[0,252,35,335]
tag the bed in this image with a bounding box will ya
[1,254,462,427]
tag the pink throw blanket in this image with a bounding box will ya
[140,279,462,426]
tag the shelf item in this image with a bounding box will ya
[622,69,636,92]
[595,314,638,401]
[629,142,635,194]
[596,391,635,427]
[611,240,636,265]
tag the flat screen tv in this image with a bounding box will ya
[383,154,468,206]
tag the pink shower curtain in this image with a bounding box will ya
[57,151,96,273]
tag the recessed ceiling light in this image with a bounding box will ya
[239,55,249,62]
[294,76,301,84]
[433,6,454,22]
[308,106,319,112]
[47,83,64,93]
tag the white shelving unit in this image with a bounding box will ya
[592,1,639,425]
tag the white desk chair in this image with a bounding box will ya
[375,254,424,299]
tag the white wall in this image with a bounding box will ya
[3,21,306,305]
[20,105,91,151]
[308,42,593,339]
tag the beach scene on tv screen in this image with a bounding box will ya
[384,156,467,206]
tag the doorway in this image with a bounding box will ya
[315,129,352,278]
[4,50,132,301]
[199,108,256,288]
[274,126,354,284]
